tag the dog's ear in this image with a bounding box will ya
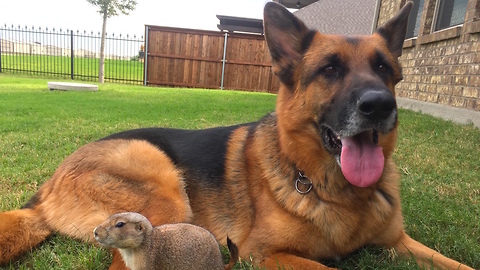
[263,2,313,87]
[376,1,413,58]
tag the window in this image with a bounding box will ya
[406,0,425,38]
[434,0,468,31]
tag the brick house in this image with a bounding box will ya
[377,0,480,111]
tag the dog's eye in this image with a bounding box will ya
[323,66,337,75]
[377,63,388,73]
[115,222,126,228]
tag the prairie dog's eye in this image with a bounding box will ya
[115,222,126,228]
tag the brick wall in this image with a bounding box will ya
[377,0,480,111]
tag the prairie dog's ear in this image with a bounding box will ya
[263,2,314,87]
[376,1,414,58]
[136,222,144,233]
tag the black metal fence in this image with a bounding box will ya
[0,24,145,84]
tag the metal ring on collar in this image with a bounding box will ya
[295,171,312,194]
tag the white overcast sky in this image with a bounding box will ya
[1,0,269,37]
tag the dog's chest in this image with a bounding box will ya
[311,189,398,253]
[262,186,397,255]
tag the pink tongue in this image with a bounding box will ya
[340,133,384,187]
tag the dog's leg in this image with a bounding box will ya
[261,253,336,270]
[0,209,52,264]
[392,231,473,270]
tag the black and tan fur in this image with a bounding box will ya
[0,2,473,270]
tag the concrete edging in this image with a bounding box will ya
[396,97,480,129]
[48,82,98,92]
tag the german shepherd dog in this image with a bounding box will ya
[0,2,473,269]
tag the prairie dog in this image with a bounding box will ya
[94,212,235,270]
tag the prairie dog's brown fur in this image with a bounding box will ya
[94,212,229,270]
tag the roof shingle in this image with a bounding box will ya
[293,0,378,36]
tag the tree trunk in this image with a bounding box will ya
[99,12,107,83]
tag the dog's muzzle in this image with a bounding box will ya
[321,89,397,188]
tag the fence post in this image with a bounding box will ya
[143,26,149,86]
[220,32,228,90]
[0,34,2,73]
[70,30,74,80]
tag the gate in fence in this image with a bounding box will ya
[0,24,145,84]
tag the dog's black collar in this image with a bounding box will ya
[295,170,313,194]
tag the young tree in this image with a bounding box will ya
[86,0,137,83]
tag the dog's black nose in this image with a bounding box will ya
[357,90,396,121]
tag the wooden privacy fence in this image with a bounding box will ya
[144,25,280,93]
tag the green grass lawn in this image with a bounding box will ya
[0,74,478,269]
